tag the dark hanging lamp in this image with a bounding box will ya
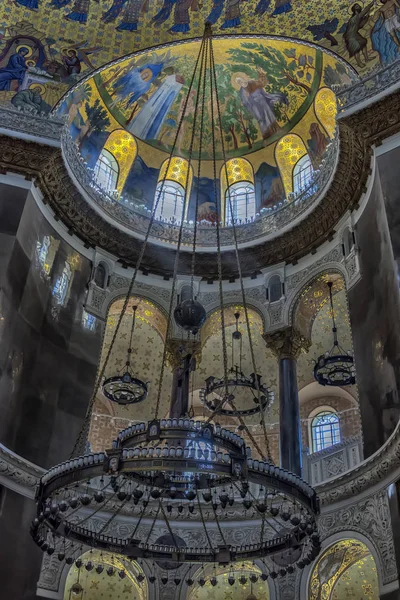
[313,281,355,387]
[102,305,148,404]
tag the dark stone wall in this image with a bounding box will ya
[348,171,400,457]
[378,146,400,281]
[0,487,42,599]
[0,186,103,468]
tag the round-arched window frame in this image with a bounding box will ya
[225,181,256,225]
[94,149,119,195]
[154,180,185,223]
[293,154,314,195]
[311,410,341,453]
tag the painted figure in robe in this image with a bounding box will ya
[233,70,288,139]
[0,47,29,91]
[129,73,184,139]
[102,0,149,31]
[343,1,375,67]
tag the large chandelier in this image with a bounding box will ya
[31,23,320,585]
[314,281,355,387]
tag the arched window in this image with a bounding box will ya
[154,180,185,222]
[293,154,314,194]
[53,261,72,306]
[94,262,107,288]
[342,227,355,256]
[311,410,341,452]
[225,181,256,224]
[94,149,119,195]
[82,309,96,331]
[268,274,282,303]
[36,235,59,277]
[155,157,192,222]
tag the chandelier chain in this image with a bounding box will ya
[154,32,209,420]
[209,34,272,463]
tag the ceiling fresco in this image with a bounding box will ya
[0,0,397,115]
[56,37,348,162]
[309,540,379,600]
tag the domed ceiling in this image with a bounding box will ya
[0,0,397,112]
[52,36,348,235]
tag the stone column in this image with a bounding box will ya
[263,327,310,476]
[166,340,200,419]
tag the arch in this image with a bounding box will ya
[293,153,314,195]
[156,157,193,221]
[307,538,380,600]
[315,87,337,139]
[107,295,168,342]
[63,549,147,599]
[220,158,255,223]
[200,303,265,347]
[102,129,138,195]
[275,134,308,196]
[288,269,347,340]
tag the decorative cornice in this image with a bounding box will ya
[0,443,44,498]
[316,420,400,507]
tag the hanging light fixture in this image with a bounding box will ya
[200,311,274,417]
[314,281,355,387]
[31,22,320,582]
[102,305,148,405]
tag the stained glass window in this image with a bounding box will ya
[94,149,119,195]
[53,261,72,306]
[154,181,185,222]
[293,154,314,194]
[226,182,256,225]
[312,411,341,453]
[82,309,96,331]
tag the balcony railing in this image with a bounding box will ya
[302,436,363,486]
[62,127,339,248]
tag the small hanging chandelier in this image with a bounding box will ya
[102,305,148,405]
[313,281,355,387]
[200,311,274,417]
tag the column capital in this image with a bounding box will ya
[263,327,311,360]
[165,338,201,369]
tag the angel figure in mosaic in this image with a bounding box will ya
[152,0,198,33]
[220,0,246,28]
[15,0,39,10]
[50,0,99,24]
[102,0,150,31]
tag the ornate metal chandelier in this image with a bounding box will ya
[102,305,148,405]
[201,314,274,417]
[31,23,320,586]
[314,281,355,387]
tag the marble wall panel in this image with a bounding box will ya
[0,188,104,468]
[348,172,400,457]
[0,487,42,600]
